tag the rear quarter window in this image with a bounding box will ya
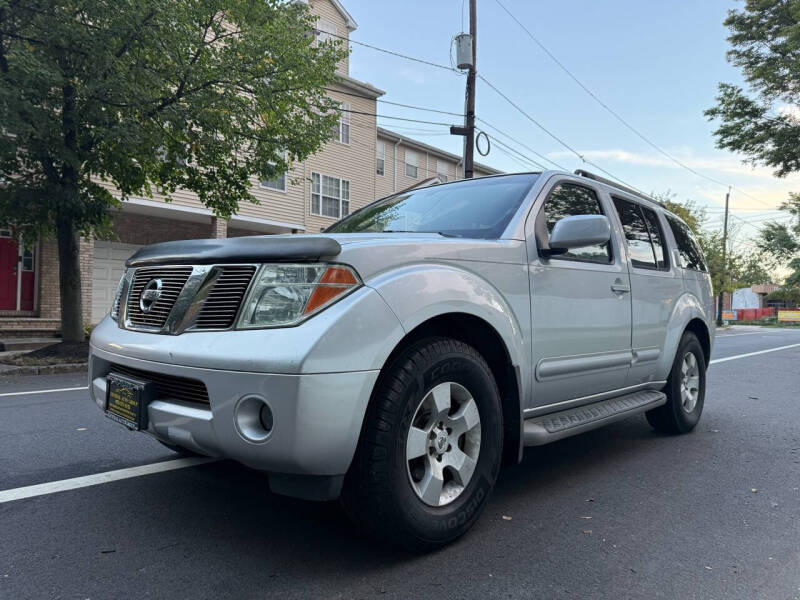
[666,215,707,272]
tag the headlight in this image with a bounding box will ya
[237,263,360,328]
[110,272,126,321]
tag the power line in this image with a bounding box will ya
[333,106,454,127]
[486,135,548,170]
[477,117,566,170]
[316,29,461,74]
[477,73,644,193]
[493,0,780,211]
[324,87,465,117]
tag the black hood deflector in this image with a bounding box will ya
[125,236,342,267]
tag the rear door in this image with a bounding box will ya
[611,197,683,386]
[526,178,633,408]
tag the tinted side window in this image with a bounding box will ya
[666,216,707,271]
[540,183,611,263]
[612,197,657,269]
[640,207,668,269]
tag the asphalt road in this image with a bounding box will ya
[2,326,799,599]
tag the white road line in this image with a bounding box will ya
[716,332,764,338]
[0,457,218,504]
[0,386,88,398]
[710,342,800,365]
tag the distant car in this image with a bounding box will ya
[90,170,714,550]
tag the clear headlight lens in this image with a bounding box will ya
[237,263,360,329]
[110,272,126,321]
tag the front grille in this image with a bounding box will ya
[126,266,192,328]
[194,265,257,330]
[108,363,210,405]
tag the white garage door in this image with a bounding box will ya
[92,241,141,323]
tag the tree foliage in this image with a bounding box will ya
[0,0,346,340]
[705,0,800,294]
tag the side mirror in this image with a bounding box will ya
[546,215,611,254]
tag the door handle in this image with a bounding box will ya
[611,281,630,294]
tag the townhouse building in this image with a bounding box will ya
[0,0,500,336]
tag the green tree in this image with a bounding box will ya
[705,0,800,291]
[0,0,345,341]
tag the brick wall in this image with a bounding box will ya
[38,236,93,324]
[110,212,213,245]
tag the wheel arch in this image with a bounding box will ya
[684,317,711,367]
[370,312,523,467]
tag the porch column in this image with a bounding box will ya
[211,217,228,239]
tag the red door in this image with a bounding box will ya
[0,232,17,310]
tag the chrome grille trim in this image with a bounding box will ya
[194,265,257,330]
[125,266,193,330]
[119,263,257,334]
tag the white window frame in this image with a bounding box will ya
[436,158,449,182]
[376,140,385,176]
[259,151,288,192]
[310,172,350,219]
[315,18,337,44]
[405,149,418,179]
[335,102,350,145]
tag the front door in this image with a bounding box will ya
[526,178,633,409]
[0,228,17,310]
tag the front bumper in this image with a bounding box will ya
[89,344,379,479]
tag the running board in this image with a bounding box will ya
[523,389,667,446]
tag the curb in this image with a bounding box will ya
[0,362,88,379]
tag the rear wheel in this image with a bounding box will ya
[646,331,706,434]
[341,337,503,551]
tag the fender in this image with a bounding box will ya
[658,291,712,379]
[366,263,531,405]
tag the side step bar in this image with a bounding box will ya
[523,389,667,446]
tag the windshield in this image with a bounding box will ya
[326,174,538,239]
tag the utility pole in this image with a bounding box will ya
[450,0,476,178]
[464,0,476,178]
[717,187,731,326]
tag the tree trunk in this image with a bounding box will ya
[716,290,724,327]
[56,218,84,342]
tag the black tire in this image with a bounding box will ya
[341,337,503,551]
[646,331,706,434]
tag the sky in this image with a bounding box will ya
[342,0,799,248]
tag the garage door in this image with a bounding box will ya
[92,241,141,323]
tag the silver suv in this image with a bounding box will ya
[90,170,714,550]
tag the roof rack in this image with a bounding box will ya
[574,169,665,208]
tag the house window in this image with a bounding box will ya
[260,152,288,192]
[316,18,337,44]
[436,159,448,182]
[311,172,350,219]
[405,149,418,179]
[22,249,34,271]
[0,227,11,238]
[376,140,385,176]
[334,102,350,144]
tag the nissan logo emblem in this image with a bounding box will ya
[139,279,163,313]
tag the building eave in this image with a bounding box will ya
[327,0,358,31]
[332,74,385,99]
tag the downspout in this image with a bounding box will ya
[393,139,401,193]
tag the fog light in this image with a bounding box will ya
[234,395,274,443]
[259,404,274,432]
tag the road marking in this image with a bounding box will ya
[0,457,218,504]
[0,386,88,398]
[710,342,800,365]
[716,332,764,338]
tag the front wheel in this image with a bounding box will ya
[646,331,706,434]
[341,338,503,551]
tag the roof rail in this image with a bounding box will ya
[574,169,665,208]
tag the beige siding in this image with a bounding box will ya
[375,135,396,199]
[309,0,350,76]
[304,85,376,232]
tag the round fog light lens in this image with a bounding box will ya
[259,404,274,432]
